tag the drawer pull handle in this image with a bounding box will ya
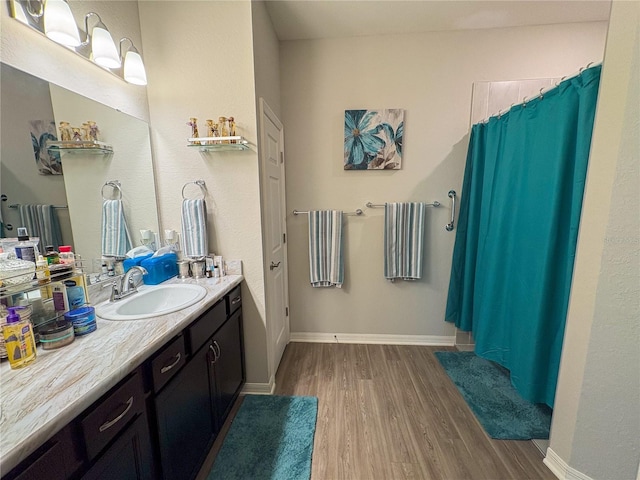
[160,353,182,374]
[209,344,218,363]
[231,296,241,305]
[99,396,134,433]
[213,340,221,359]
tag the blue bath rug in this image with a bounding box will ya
[208,395,318,480]
[435,351,552,440]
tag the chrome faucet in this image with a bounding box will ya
[111,266,148,301]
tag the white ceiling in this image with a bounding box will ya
[264,0,612,41]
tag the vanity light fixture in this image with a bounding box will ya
[43,0,81,47]
[11,0,148,86]
[83,13,121,69]
[120,38,147,86]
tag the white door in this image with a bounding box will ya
[259,99,289,379]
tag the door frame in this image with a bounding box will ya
[258,98,290,387]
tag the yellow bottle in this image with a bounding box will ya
[2,307,37,369]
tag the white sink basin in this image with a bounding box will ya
[96,284,207,320]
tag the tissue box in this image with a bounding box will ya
[140,253,178,285]
[123,254,153,272]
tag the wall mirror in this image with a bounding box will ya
[0,62,160,272]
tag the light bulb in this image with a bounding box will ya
[92,26,121,69]
[44,0,81,47]
[124,50,147,85]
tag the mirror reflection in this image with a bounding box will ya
[0,62,159,271]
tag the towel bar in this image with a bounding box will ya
[293,209,363,216]
[182,180,207,200]
[366,201,441,208]
[9,204,67,209]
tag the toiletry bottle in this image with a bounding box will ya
[14,227,37,263]
[44,245,60,265]
[2,307,37,369]
[35,255,51,299]
[58,246,75,265]
[52,282,70,312]
[64,280,86,310]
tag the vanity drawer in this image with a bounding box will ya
[187,299,226,354]
[226,285,242,316]
[150,334,186,393]
[80,371,145,461]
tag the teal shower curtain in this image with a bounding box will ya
[445,65,601,407]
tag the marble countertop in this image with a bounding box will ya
[0,274,243,473]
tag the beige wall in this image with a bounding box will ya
[139,1,270,386]
[549,1,640,478]
[251,1,281,119]
[280,22,608,339]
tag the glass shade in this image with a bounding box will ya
[92,26,121,69]
[44,0,81,47]
[123,50,147,85]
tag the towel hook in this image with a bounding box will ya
[182,179,207,200]
[101,180,122,200]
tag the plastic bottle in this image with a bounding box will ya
[64,280,86,310]
[35,255,51,299]
[58,246,75,265]
[52,282,70,312]
[2,307,37,369]
[44,245,60,265]
[14,227,37,263]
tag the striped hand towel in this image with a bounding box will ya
[308,210,344,288]
[384,202,426,281]
[181,199,208,258]
[101,200,132,257]
[19,204,63,249]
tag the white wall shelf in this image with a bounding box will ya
[187,136,249,151]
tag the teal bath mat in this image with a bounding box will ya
[208,395,318,480]
[435,351,552,440]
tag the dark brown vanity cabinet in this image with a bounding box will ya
[152,288,245,480]
[3,284,244,480]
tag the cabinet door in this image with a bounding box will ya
[212,309,245,427]
[154,343,215,480]
[82,412,155,480]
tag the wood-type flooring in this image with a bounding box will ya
[200,342,556,480]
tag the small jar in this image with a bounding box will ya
[64,306,97,336]
[191,260,206,279]
[44,246,60,265]
[40,321,75,350]
[177,261,190,279]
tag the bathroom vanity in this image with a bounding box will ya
[0,275,245,480]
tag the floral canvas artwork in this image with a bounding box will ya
[29,119,62,175]
[344,109,404,170]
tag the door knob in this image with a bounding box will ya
[269,261,281,271]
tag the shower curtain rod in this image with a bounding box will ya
[481,61,602,124]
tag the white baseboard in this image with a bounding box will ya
[241,375,275,395]
[544,447,594,480]
[290,332,455,346]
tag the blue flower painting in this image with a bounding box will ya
[344,109,404,170]
[29,119,62,175]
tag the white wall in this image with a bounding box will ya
[139,1,270,385]
[548,1,640,478]
[0,0,149,122]
[251,1,282,118]
[280,22,608,339]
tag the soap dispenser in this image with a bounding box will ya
[2,307,37,369]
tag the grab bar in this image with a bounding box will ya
[445,190,456,231]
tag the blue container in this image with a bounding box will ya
[123,254,153,273]
[64,306,97,336]
[140,253,178,285]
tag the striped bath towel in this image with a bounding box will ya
[18,204,63,249]
[181,199,208,258]
[101,200,132,257]
[384,202,426,281]
[308,210,344,288]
